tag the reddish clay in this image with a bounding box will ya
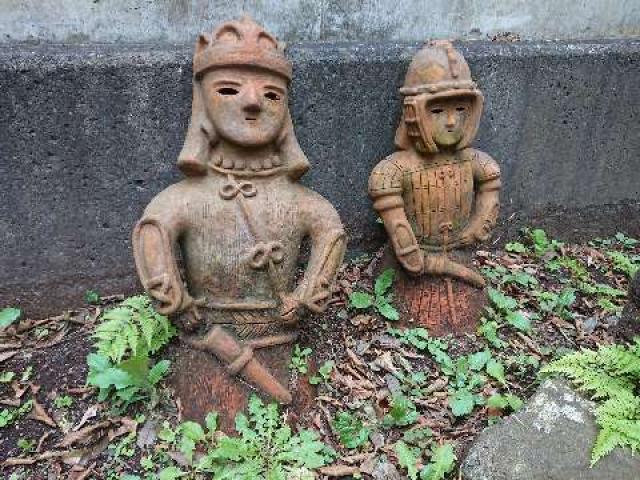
[132,17,345,427]
[369,41,501,335]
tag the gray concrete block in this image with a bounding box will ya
[1,39,639,316]
[2,0,639,44]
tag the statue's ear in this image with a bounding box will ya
[394,109,412,150]
[177,82,217,176]
[276,110,310,181]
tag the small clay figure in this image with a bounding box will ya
[132,17,345,428]
[369,40,500,334]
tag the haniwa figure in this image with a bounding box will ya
[132,17,345,430]
[369,40,501,334]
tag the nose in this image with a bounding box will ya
[446,110,456,128]
[242,85,262,115]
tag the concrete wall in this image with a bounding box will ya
[2,0,640,44]
[1,39,639,316]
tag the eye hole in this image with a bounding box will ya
[456,106,467,112]
[431,108,444,114]
[217,87,239,96]
[264,91,280,101]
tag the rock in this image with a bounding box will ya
[461,379,640,480]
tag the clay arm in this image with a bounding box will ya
[456,151,501,247]
[281,192,346,319]
[368,159,424,275]
[132,210,194,316]
[373,195,424,275]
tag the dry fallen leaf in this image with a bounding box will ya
[72,405,99,432]
[319,465,360,476]
[30,398,57,427]
[0,350,17,363]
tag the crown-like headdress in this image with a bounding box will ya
[193,16,292,81]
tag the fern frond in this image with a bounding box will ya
[93,294,176,363]
[543,340,640,465]
[591,428,624,465]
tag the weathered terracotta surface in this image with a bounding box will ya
[132,17,345,427]
[369,40,501,334]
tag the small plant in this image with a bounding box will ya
[197,395,335,478]
[17,438,36,453]
[526,228,563,256]
[159,416,216,463]
[332,411,370,449]
[0,371,15,383]
[349,268,400,321]
[0,400,32,428]
[87,353,170,412]
[478,319,506,349]
[536,288,576,320]
[309,360,334,385]
[389,327,454,375]
[541,338,640,464]
[54,395,73,409]
[614,232,639,249]
[289,345,312,375]
[505,241,528,254]
[485,288,532,333]
[85,289,101,305]
[383,394,419,427]
[395,440,456,480]
[486,393,523,416]
[606,250,640,279]
[448,351,507,417]
[0,307,20,330]
[86,295,175,411]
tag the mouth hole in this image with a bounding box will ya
[218,87,239,96]
[245,117,257,121]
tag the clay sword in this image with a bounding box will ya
[183,325,292,404]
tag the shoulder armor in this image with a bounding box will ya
[368,153,407,199]
[470,149,501,182]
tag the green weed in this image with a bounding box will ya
[350,268,400,321]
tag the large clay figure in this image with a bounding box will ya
[369,40,501,334]
[132,17,345,428]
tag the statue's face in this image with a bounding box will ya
[427,98,472,149]
[201,67,288,148]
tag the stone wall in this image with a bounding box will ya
[1,39,639,315]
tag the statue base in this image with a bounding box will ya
[168,337,316,434]
[381,246,486,336]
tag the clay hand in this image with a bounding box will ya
[178,293,206,332]
[145,273,181,313]
[397,247,424,276]
[278,293,302,325]
[453,229,477,248]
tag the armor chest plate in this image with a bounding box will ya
[402,158,474,246]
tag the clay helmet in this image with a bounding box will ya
[395,40,484,153]
[177,17,309,180]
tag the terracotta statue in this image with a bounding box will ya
[132,17,345,428]
[369,40,501,334]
